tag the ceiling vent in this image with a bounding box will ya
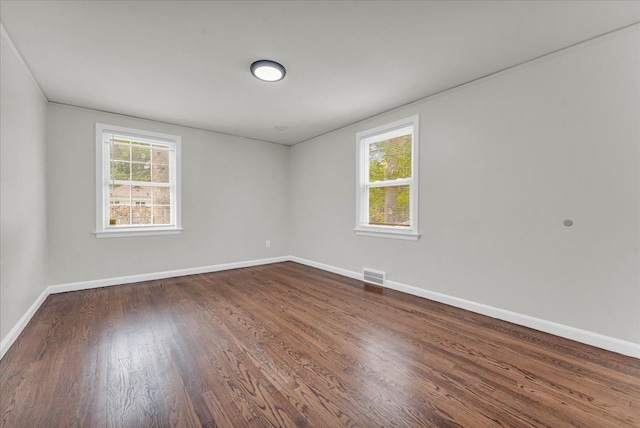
[363,268,386,286]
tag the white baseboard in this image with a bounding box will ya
[46,256,290,294]
[0,256,289,359]
[0,288,49,359]
[290,256,640,359]
[3,255,639,360]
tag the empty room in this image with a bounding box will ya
[1,1,639,427]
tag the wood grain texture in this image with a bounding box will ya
[1,261,639,427]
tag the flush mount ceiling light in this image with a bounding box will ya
[250,60,286,82]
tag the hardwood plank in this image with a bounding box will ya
[1,261,639,427]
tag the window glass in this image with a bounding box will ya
[368,185,411,227]
[368,134,412,182]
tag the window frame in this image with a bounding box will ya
[95,123,182,238]
[355,115,420,241]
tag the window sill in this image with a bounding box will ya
[95,227,183,239]
[354,228,420,241]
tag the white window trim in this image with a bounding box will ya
[355,115,420,241]
[95,123,182,238]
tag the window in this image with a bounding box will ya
[95,123,181,238]
[355,115,419,240]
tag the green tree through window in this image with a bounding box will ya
[368,135,411,225]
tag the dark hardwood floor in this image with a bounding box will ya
[1,261,639,427]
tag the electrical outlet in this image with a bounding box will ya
[266,240,271,248]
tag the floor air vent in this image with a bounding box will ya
[363,268,386,286]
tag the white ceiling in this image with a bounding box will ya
[1,1,639,145]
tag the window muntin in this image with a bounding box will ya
[356,116,419,240]
[96,124,181,238]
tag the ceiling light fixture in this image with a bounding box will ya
[250,60,286,82]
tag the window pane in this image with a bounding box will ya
[110,144,130,161]
[153,206,171,225]
[369,185,410,226]
[109,185,130,205]
[131,162,151,181]
[132,206,152,225]
[109,205,131,225]
[132,145,151,162]
[152,164,170,183]
[153,186,170,205]
[369,135,412,182]
[152,148,169,164]
[131,186,152,205]
[110,161,130,181]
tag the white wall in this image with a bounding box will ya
[46,104,290,284]
[0,30,49,340]
[290,29,640,344]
